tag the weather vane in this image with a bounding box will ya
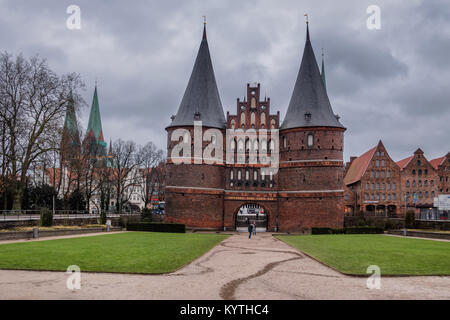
[202,16,206,25]
[304,13,309,24]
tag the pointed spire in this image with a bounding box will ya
[109,138,113,155]
[167,20,226,129]
[321,49,327,92]
[60,91,81,161]
[84,85,107,156]
[281,21,344,130]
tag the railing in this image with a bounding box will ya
[0,210,140,221]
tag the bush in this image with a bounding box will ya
[127,222,185,233]
[345,226,384,234]
[311,227,332,234]
[405,210,416,229]
[99,210,107,225]
[141,208,153,222]
[39,207,53,227]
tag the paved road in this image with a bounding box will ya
[0,232,449,299]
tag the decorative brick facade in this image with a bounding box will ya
[165,23,346,232]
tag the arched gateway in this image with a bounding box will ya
[235,204,268,232]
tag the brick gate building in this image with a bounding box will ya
[165,22,345,232]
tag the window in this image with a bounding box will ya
[370,171,374,178]
[388,194,391,201]
[365,194,369,200]
[382,160,385,167]
[412,180,416,187]
[387,171,391,178]
[393,194,397,200]
[371,183,374,190]
[418,169,422,175]
[231,139,236,151]
[393,183,397,190]
[406,180,410,187]
[366,182,369,190]
[245,170,249,181]
[376,151,380,156]
[382,194,385,200]
[418,180,422,187]
[382,183,385,190]
[376,160,380,167]
[424,169,428,175]
[307,134,314,147]
[425,191,429,198]
[412,169,416,175]
[376,171,379,178]
[282,136,287,148]
[424,180,428,186]
[381,151,385,156]
[261,113,266,127]
[431,180,434,186]
[238,139,244,152]
[253,170,258,181]
[387,183,391,190]
[237,170,242,180]
[431,191,435,197]
[381,171,385,178]
[376,183,380,190]
[230,170,234,180]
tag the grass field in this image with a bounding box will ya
[277,234,450,275]
[0,232,229,274]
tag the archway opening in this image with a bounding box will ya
[235,203,268,232]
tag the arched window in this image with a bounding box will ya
[245,170,250,181]
[245,139,250,151]
[240,113,246,127]
[251,112,256,127]
[261,171,266,180]
[253,140,258,151]
[230,170,234,180]
[269,140,275,152]
[237,170,242,180]
[230,119,236,129]
[230,139,236,151]
[307,134,314,147]
[253,170,258,181]
[250,97,256,108]
[261,113,266,128]
[238,139,244,152]
[261,139,267,152]
[270,119,276,128]
[283,136,287,148]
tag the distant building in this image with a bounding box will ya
[344,142,449,218]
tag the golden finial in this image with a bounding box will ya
[304,13,309,24]
[202,16,207,25]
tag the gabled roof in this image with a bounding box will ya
[280,23,344,130]
[429,156,446,170]
[344,146,377,185]
[396,156,414,170]
[167,24,226,129]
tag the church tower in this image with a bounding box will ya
[60,91,81,163]
[84,85,107,157]
[165,22,226,228]
[278,22,346,231]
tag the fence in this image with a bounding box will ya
[0,210,138,222]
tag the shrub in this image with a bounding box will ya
[141,208,153,222]
[99,210,107,225]
[345,226,384,234]
[332,228,346,234]
[39,207,53,227]
[127,222,185,233]
[311,227,333,235]
[405,210,416,229]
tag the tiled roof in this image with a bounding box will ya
[396,156,414,170]
[343,146,377,185]
[429,156,446,170]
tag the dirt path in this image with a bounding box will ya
[0,233,449,300]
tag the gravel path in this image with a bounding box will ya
[0,232,449,300]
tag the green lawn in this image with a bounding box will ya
[0,232,229,274]
[277,234,450,276]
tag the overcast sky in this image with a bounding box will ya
[1,0,449,162]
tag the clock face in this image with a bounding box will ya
[261,105,266,110]
[240,105,245,111]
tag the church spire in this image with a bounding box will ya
[167,20,226,129]
[280,21,343,130]
[60,90,81,161]
[84,84,107,156]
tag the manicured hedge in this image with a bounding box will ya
[126,222,185,233]
[345,226,384,234]
[312,226,384,235]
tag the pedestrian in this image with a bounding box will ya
[253,221,257,235]
[248,223,253,239]
[245,217,249,225]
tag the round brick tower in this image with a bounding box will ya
[165,23,226,229]
[278,23,346,232]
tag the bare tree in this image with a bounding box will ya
[0,52,84,210]
[110,139,145,213]
[138,142,164,208]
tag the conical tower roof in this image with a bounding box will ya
[281,24,344,130]
[167,24,226,129]
[60,91,81,160]
[86,85,106,143]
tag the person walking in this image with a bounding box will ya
[252,221,257,236]
[248,223,253,239]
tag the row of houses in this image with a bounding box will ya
[343,140,450,218]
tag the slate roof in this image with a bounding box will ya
[167,25,226,129]
[281,24,344,130]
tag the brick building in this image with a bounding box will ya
[165,22,345,232]
[344,143,449,217]
[343,141,400,216]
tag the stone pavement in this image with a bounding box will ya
[0,232,449,300]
